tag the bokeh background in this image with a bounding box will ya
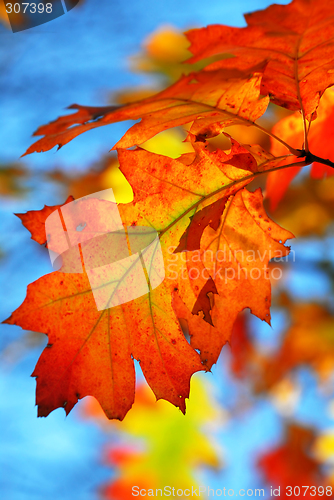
[1,0,334,498]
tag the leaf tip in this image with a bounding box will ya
[1,314,13,325]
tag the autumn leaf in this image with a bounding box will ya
[186,0,334,117]
[258,424,328,497]
[116,138,293,369]
[15,195,74,245]
[174,136,259,253]
[117,139,288,368]
[266,88,334,210]
[23,66,269,155]
[22,0,334,161]
[4,259,204,419]
[173,188,294,369]
[4,137,294,418]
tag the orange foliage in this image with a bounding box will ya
[23,67,269,155]
[5,138,293,419]
[4,0,334,421]
[186,0,334,117]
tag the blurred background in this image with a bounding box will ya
[1,0,334,498]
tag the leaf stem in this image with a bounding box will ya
[301,109,309,152]
[253,122,301,156]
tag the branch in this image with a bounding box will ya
[295,150,334,169]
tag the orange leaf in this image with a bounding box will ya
[173,188,294,369]
[15,195,74,245]
[4,269,203,419]
[174,136,258,253]
[23,66,268,155]
[186,0,334,116]
[5,138,293,418]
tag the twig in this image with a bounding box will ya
[295,150,334,169]
[253,122,301,156]
[301,109,309,152]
